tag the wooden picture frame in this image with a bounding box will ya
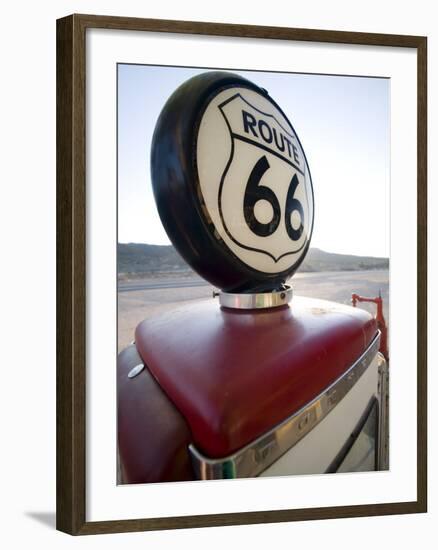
[56,13,427,535]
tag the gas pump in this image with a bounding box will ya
[117,72,389,483]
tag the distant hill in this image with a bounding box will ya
[298,247,389,272]
[118,243,190,276]
[118,243,388,279]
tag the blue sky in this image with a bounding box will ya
[118,64,389,257]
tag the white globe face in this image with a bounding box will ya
[196,86,314,275]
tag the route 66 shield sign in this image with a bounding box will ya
[151,71,314,292]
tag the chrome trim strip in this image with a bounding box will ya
[376,352,389,470]
[218,285,293,310]
[189,331,381,479]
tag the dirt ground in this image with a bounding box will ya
[118,269,389,353]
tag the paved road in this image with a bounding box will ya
[118,278,209,292]
[118,269,389,353]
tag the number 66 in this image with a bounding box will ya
[243,155,304,241]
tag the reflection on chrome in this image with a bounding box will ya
[218,285,293,310]
[189,332,381,479]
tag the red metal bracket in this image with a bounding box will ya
[352,292,388,360]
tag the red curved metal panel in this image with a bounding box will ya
[135,296,377,458]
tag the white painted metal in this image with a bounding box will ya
[260,353,380,477]
[196,86,314,274]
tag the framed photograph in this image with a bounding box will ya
[56,14,427,535]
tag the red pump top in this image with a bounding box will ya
[135,296,377,459]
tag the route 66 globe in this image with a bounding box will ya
[151,71,314,293]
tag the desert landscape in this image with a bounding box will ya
[117,244,389,353]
